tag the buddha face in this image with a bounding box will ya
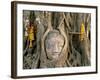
[45,30,64,60]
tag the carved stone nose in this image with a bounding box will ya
[52,44,59,53]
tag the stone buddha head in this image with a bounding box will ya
[45,30,65,60]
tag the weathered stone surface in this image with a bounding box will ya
[45,30,64,60]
